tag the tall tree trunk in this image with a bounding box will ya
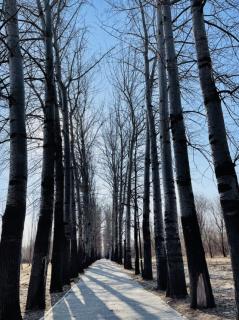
[142,120,153,280]
[26,0,55,310]
[79,120,91,267]
[134,138,140,275]
[75,166,85,273]
[148,105,167,290]
[124,134,134,270]
[156,2,187,298]
[0,1,27,318]
[53,34,72,285]
[191,0,239,314]
[70,169,79,278]
[139,0,167,290]
[111,184,116,261]
[114,180,119,263]
[118,160,127,264]
[70,110,84,273]
[50,100,64,293]
[162,0,215,308]
[137,212,143,275]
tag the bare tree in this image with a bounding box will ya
[142,118,153,280]
[161,0,215,308]
[26,0,56,310]
[191,0,239,316]
[0,1,27,318]
[156,1,187,298]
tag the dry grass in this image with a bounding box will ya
[20,264,78,320]
[128,257,236,320]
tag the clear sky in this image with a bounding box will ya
[83,0,219,200]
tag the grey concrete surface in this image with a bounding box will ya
[42,259,185,320]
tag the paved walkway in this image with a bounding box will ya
[42,259,185,320]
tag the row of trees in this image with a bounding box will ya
[101,0,239,318]
[0,0,239,319]
[0,1,103,319]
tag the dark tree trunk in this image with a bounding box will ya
[114,182,119,263]
[53,31,72,285]
[69,110,79,278]
[142,120,153,280]
[162,0,215,308]
[0,1,27,318]
[191,1,239,314]
[118,165,127,264]
[61,84,72,285]
[79,120,91,267]
[139,0,167,290]
[26,0,55,310]
[70,110,84,273]
[137,213,143,275]
[156,2,187,299]
[148,106,167,291]
[124,135,134,270]
[134,139,140,275]
[75,170,85,273]
[70,169,79,279]
[50,100,64,293]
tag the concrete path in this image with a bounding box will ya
[42,259,185,320]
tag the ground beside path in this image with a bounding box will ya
[41,259,185,320]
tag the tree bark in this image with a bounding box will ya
[124,135,134,270]
[26,0,55,310]
[50,99,64,293]
[156,2,187,298]
[134,137,140,275]
[0,1,27,318]
[191,0,239,314]
[139,0,167,290]
[53,30,72,285]
[142,119,153,280]
[162,0,215,308]
[118,162,127,264]
[79,118,92,267]
[70,168,79,278]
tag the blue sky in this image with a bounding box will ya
[83,0,219,200]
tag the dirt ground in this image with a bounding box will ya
[130,257,236,320]
[20,264,77,320]
[20,257,236,320]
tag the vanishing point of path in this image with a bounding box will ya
[42,259,185,320]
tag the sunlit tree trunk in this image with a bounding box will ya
[156,2,187,298]
[162,0,214,308]
[27,0,55,310]
[191,0,239,315]
[0,1,27,318]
